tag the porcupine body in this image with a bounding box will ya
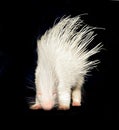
[30,15,102,110]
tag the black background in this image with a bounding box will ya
[0,0,118,126]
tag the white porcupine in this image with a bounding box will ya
[30,15,103,110]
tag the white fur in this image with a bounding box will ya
[33,15,102,110]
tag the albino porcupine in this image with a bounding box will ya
[30,15,103,110]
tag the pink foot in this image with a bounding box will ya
[30,104,41,110]
[72,101,81,106]
[58,105,70,110]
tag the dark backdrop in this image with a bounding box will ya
[0,0,118,126]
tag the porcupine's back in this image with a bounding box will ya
[37,15,102,88]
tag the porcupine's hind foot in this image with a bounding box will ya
[72,87,81,106]
[72,78,84,107]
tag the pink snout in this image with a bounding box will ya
[41,101,54,110]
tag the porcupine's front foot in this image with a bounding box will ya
[58,87,71,110]
[58,97,71,110]
[30,104,41,110]
[30,97,41,110]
